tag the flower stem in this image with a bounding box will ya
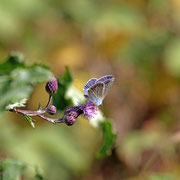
[44,95,52,110]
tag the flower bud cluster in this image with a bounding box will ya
[64,106,83,126]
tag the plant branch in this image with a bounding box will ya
[12,109,46,116]
[10,108,64,124]
[38,114,64,123]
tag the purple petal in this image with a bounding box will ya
[83,101,98,119]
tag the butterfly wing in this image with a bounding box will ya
[97,75,115,99]
[96,75,114,83]
[84,75,115,105]
[87,82,105,106]
[102,76,115,98]
[83,78,97,96]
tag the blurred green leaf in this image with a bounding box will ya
[0,159,45,180]
[148,0,170,14]
[0,159,26,180]
[119,131,161,157]
[124,32,169,66]
[0,53,53,113]
[97,120,116,158]
[53,66,73,111]
[34,168,44,180]
[62,0,98,24]
[164,38,180,77]
[93,5,145,34]
[0,0,47,40]
[149,173,177,180]
[0,52,25,75]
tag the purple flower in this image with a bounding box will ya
[83,101,98,119]
[46,105,57,115]
[45,77,58,95]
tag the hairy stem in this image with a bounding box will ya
[38,114,64,123]
[13,109,46,116]
[44,95,52,110]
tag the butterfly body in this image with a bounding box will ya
[83,75,115,106]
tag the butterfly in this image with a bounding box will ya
[83,75,115,106]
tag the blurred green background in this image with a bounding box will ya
[1,0,180,179]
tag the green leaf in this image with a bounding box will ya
[53,66,73,111]
[24,114,35,128]
[97,120,116,158]
[0,159,26,180]
[0,52,53,113]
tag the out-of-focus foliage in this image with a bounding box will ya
[0,159,44,180]
[0,159,26,180]
[0,53,53,113]
[148,173,177,180]
[1,0,180,179]
[164,38,180,77]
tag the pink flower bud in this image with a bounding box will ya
[47,105,57,115]
[45,77,58,95]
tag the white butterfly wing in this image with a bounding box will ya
[96,75,115,98]
[84,75,115,106]
[102,77,115,98]
[87,82,105,106]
